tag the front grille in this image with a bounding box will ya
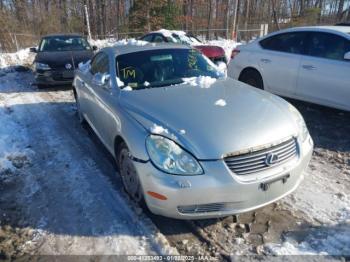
[224,138,298,175]
[178,203,235,214]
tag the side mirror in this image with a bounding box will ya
[30,47,37,53]
[344,51,350,60]
[92,46,98,51]
[92,73,110,87]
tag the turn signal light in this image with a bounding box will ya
[147,191,167,200]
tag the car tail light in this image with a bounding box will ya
[231,48,240,59]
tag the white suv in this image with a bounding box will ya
[228,26,350,111]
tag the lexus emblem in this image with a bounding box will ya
[265,153,279,166]
[65,63,72,70]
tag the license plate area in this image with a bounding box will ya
[260,174,290,191]
[62,71,74,79]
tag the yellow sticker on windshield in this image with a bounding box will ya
[121,67,136,79]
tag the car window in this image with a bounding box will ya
[115,48,222,90]
[153,35,165,43]
[141,34,153,42]
[39,36,91,52]
[260,32,308,55]
[306,32,350,61]
[91,52,109,75]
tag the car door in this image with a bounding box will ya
[297,32,350,110]
[88,52,118,152]
[258,32,308,96]
[80,52,106,125]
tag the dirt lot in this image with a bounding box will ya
[0,69,349,259]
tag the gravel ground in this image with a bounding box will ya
[0,69,349,260]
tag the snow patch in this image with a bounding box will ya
[182,76,216,88]
[121,86,132,91]
[78,60,91,73]
[215,99,227,107]
[265,224,350,255]
[0,48,34,68]
[116,77,125,87]
[90,38,149,49]
[150,124,168,135]
[208,39,242,62]
[179,129,186,135]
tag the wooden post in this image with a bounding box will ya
[84,5,92,41]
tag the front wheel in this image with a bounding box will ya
[117,143,144,203]
[239,69,264,90]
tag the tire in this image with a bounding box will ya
[73,89,86,125]
[239,69,264,90]
[117,142,144,203]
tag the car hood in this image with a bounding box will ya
[34,50,93,69]
[120,78,298,160]
[193,45,225,58]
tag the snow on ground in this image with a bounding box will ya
[0,69,176,256]
[0,48,34,69]
[265,162,350,255]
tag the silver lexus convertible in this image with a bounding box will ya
[73,43,314,219]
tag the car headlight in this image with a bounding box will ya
[35,62,51,70]
[146,135,203,175]
[288,105,309,142]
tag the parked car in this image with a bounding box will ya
[30,34,97,88]
[228,26,350,111]
[73,44,313,219]
[335,22,350,26]
[140,30,228,65]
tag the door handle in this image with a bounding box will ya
[302,65,316,70]
[261,58,271,63]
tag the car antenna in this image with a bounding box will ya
[70,50,76,70]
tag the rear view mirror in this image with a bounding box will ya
[30,47,37,53]
[344,51,350,60]
[92,46,98,51]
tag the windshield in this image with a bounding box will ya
[171,33,201,45]
[39,36,91,52]
[116,49,221,90]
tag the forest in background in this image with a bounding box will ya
[0,0,349,51]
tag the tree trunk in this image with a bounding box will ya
[337,0,345,20]
[272,0,280,30]
[206,0,212,40]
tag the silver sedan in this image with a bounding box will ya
[73,44,314,219]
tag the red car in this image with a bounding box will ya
[140,30,227,65]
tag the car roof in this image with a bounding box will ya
[272,26,350,35]
[42,33,84,38]
[103,43,191,56]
